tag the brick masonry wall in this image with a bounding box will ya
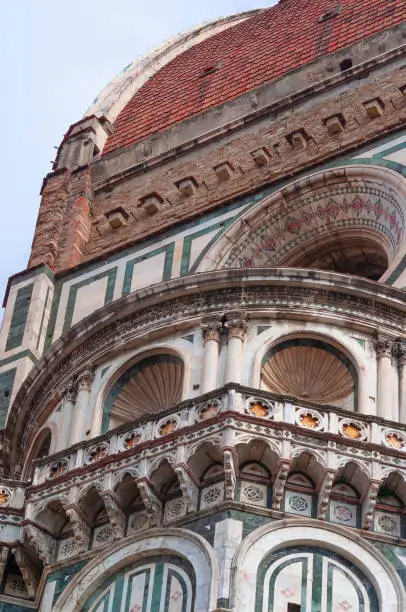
[28,63,406,274]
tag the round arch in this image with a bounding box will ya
[93,342,191,435]
[230,519,405,611]
[197,164,406,282]
[251,328,367,413]
[22,424,56,480]
[51,528,219,612]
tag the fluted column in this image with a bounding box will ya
[58,380,77,451]
[374,335,396,421]
[201,319,222,393]
[70,368,94,445]
[396,341,406,424]
[225,313,248,385]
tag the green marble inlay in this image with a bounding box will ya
[0,368,16,428]
[373,140,406,160]
[35,286,51,351]
[63,267,117,334]
[48,560,87,605]
[0,350,37,368]
[122,242,174,296]
[5,284,34,352]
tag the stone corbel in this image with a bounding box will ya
[77,367,95,393]
[136,479,162,525]
[272,460,291,511]
[223,449,237,500]
[22,523,54,565]
[12,546,39,599]
[317,469,336,520]
[64,505,90,553]
[100,492,126,540]
[174,466,199,512]
[362,480,381,530]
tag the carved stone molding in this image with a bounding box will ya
[362,480,381,530]
[100,492,126,540]
[22,524,53,565]
[272,460,291,511]
[317,469,336,520]
[223,450,237,500]
[174,466,198,513]
[64,506,90,553]
[136,479,162,525]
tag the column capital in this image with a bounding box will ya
[77,367,95,392]
[201,316,223,344]
[392,340,406,367]
[61,379,77,403]
[373,334,395,359]
[227,315,248,341]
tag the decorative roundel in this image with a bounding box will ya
[86,443,109,464]
[245,397,273,419]
[295,408,324,431]
[120,430,143,451]
[288,495,308,513]
[157,417,179,437]
[196,400,222,421]
[333,505,353,523]
[48,459,69,480]
[338,418,367,441]
[382,429,406,450]
[377,513,397,533]
[243,485,264,503]
[0,487,11,506]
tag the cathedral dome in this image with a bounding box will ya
[102,0,406,155]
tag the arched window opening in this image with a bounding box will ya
[329,462,368,528]
[0,551,34,601]
[150,459,182,502]
[36,431,51,459]
[261,338,357,410]
[102,353,184,432]
[374,472,406,537]
[284,452,323,517]
[284,232,388,280]
[236,440,277,509]
[187,442,224,511]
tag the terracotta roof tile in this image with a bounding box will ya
[103,0,406,155]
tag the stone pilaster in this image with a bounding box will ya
[374,335,396,421]
[224,312,248,384]
[201,317,223,393]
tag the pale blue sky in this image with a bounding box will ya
[0,2,275,308]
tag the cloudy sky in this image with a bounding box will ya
[0,1,275,309]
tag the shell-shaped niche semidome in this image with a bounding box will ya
[103,354,184,430]
[261,339,356,408]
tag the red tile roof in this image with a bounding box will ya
[103,0,406,155]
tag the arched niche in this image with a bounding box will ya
[22,427,53,480]
[261,337,358,410]
[231,520,405,611]
[199,164,406,283]
[101,351,184,432]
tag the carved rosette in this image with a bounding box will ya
[196,399,222,421]
[295,408,324,431]
[338,418,367,441]
[47,459,69,480]
[382,429,406,450]
[245,397,273,419]
[0,487,11,506]
[119,429,144,451]
[155,415,180,438]
[85,443,109,464]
